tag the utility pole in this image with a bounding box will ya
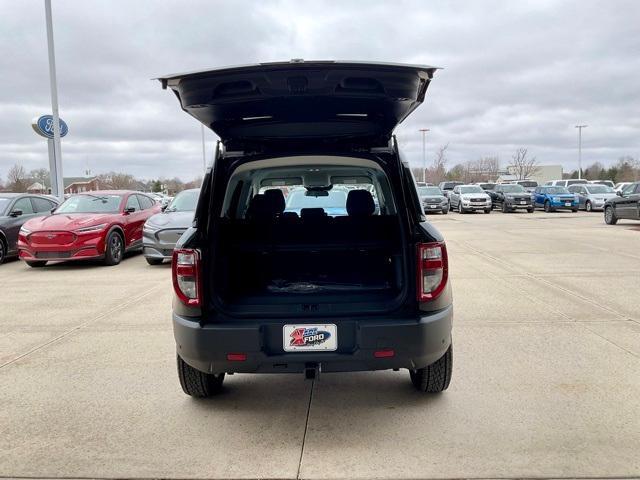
[419,128,430,183]
[575,125,587,179]
[44,0,64,201]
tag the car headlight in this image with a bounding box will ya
[144,223,160,232]
[19,226,31,235]
[75,223,108,233]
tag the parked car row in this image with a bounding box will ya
[0,188,202,268]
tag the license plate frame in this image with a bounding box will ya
[283,324,338,352]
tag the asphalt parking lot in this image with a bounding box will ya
[1,210,639,479]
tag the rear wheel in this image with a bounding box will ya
[586,200,593,212]
[145,257,164,266]
[604,205,618,225]
[177,355,225,397]
[26,260,47,268]
[410,344,453,393]
[104,231,124,266]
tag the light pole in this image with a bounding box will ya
[419,128,430,183]
[44,0,64,201]
[575,125,587,179]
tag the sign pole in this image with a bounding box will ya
[45,0,64,200]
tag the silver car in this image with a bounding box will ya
[568,184,617,212]
[142,188,199,265]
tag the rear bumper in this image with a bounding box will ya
[173,306,453,374]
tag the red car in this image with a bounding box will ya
[18,190,161,267]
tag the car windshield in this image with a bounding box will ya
[0,197,11,214]
[418,187,442,196]
[166,190,199,212]
[285,189,348,212]
[459,186,483,194]
[55,194,122,214]
[518,181,537,188]
[566,180,588,186]
[545,187,570,194]
[479,184,495,190]
[585,185,614,194]
[500,185,526,193]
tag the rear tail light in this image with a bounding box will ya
[172,248,202,307]
[416,242,448,302]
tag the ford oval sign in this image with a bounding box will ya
[31,115,69,139]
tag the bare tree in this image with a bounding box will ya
[425,144,449,184]
[97,172,137,190]
[29,168,50,188]
[7,164,28,192]
[508,148,539,180]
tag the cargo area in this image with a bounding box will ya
[209,157,408,315]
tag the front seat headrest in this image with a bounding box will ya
[263,189,286,215]
[346,190,375,216]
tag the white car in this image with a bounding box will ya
[544,179,589,187]
[449,184,492,214]
[614,182,632,194]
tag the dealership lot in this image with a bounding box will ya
[1,211,639,479]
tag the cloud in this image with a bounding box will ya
[1,0,639,182]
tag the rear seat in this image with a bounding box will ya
[228,189,396,251]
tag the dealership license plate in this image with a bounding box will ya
[429,205,437,208]
[520,201,527,205]
[283,324,337,352]
[565,202,572,206]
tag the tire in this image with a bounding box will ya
[104,231,124,266]
[458,202,465,214]
[442,208,448,215]
[571,209,578,213]
[544,200,552,213]
[410,344,453,393]
[26,260,47,268]
[585,201,593,212]
[604,205,618,225]
[177,355,225,397]
[527,208,534,213]
[145,257,164,266]
[501,202,509,213]
[0,237,6,265]
[484,209,491,214]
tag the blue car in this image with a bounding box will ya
[533,186,578,212]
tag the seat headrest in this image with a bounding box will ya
[300,208,327,221]
[346,190,375,216]
[246,194,269,220]
[263,189,286,215]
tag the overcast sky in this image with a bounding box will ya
[1,0,639,182]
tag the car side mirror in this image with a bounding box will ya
[50,207,57,214]
[124,207,136,214]
[161,204,168,212]
[10,209,23,217]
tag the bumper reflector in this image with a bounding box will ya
[227,353,247,361]
[374,349,395,358]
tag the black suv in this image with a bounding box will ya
[159,61,453,397]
